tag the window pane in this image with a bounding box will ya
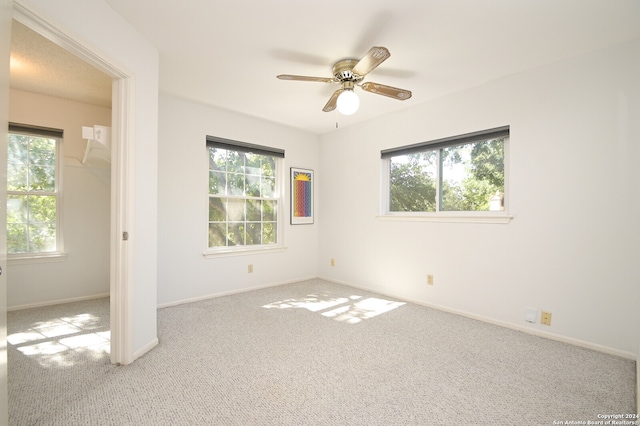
[29,222,56,252]
[209,197,226,221]
[8,134,28,164]
[209,148,226,171]
[246,175,261,197]
[7,223,28,253]
[263,200,276,221]
[208,223,227,247]
[8,135,29,191]
[209,171,226,195]
[262,222,276,245]
[28,195,56,223]
[245,153,262,175]
[389,152,437,212]
[227,151,244,173]
[246,199,261,221]
[262,177,275,198]
[227,199,245,221]
[246,223,261,245]
[228,223,245,246]
[228,173,245,196]
[6,194,56,253]
[441,139,504,211]
[261,156,276,178]
[29,137,56,165]
[29,165,55,191]
[7,195,28,224]
[7,163,27,192]
[30,195,56,252]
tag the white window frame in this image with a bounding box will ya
[7,123,65,261]
[380,126,512,224]
[203,136,286,258]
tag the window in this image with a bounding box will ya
[206,136,284,253]
[7,124,63,256]
[382,126,509,215]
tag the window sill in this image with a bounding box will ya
[376,214,513,224]
[203,245,287,259]
[8,252,68,265]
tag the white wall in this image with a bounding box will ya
[8,89,111,308]
[0,2,11,420]
[16,1,637,365]
[23,0,159,357]
[319,39,640,356]
[157,95,320,305]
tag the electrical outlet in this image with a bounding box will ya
[331,258,335,267]
[427,275,434,285]
[248,264,253,273]
[541,311,552,326]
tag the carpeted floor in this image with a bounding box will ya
[8,279,637,425]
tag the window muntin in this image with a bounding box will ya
[385,128,507,214]
[208,146,281,250]
[7,129,61,255]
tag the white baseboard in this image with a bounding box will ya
[8,293,110,312]
[156,276,318,309]
[133,338,159,361]
[160,275,636,360]
[319,276,637,361]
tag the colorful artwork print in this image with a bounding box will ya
[293,171,312,217]
[291,168,314,224]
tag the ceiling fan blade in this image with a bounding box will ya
[352,46,390,76]
[277,74,334,83]
[323,89,343,112]
[361,82,412,100]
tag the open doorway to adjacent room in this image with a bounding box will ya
[6,6,133,418]
[7,13,113,380]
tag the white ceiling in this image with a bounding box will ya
[11,1,640,135]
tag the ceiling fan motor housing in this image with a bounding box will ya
[332,59,363,82]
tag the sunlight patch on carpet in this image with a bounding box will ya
[263,292,405,323]
[321,297,406,324]
[8,312,110,367]
[262,294,352,312]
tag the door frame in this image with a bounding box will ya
[12,2,134,364]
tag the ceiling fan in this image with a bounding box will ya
[277,46,412,115]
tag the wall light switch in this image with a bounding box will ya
[525,307,537,323]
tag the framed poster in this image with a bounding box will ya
[291,167,314,225]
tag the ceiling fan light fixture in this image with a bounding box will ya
[277,46,411,115]
[337,89,359,115]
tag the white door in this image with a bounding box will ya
[0,3,12,425]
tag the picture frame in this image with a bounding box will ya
[290,167,314,225]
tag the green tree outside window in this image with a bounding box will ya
[7,133,58,254]
[208,147,278,248]
[389,137,505,213]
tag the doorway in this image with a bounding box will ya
[9,4,132,365]
[8,19,112,308]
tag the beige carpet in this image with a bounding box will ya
[8,279,636,425]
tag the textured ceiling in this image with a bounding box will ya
[10,1,640,134]
[10,20,112,108]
